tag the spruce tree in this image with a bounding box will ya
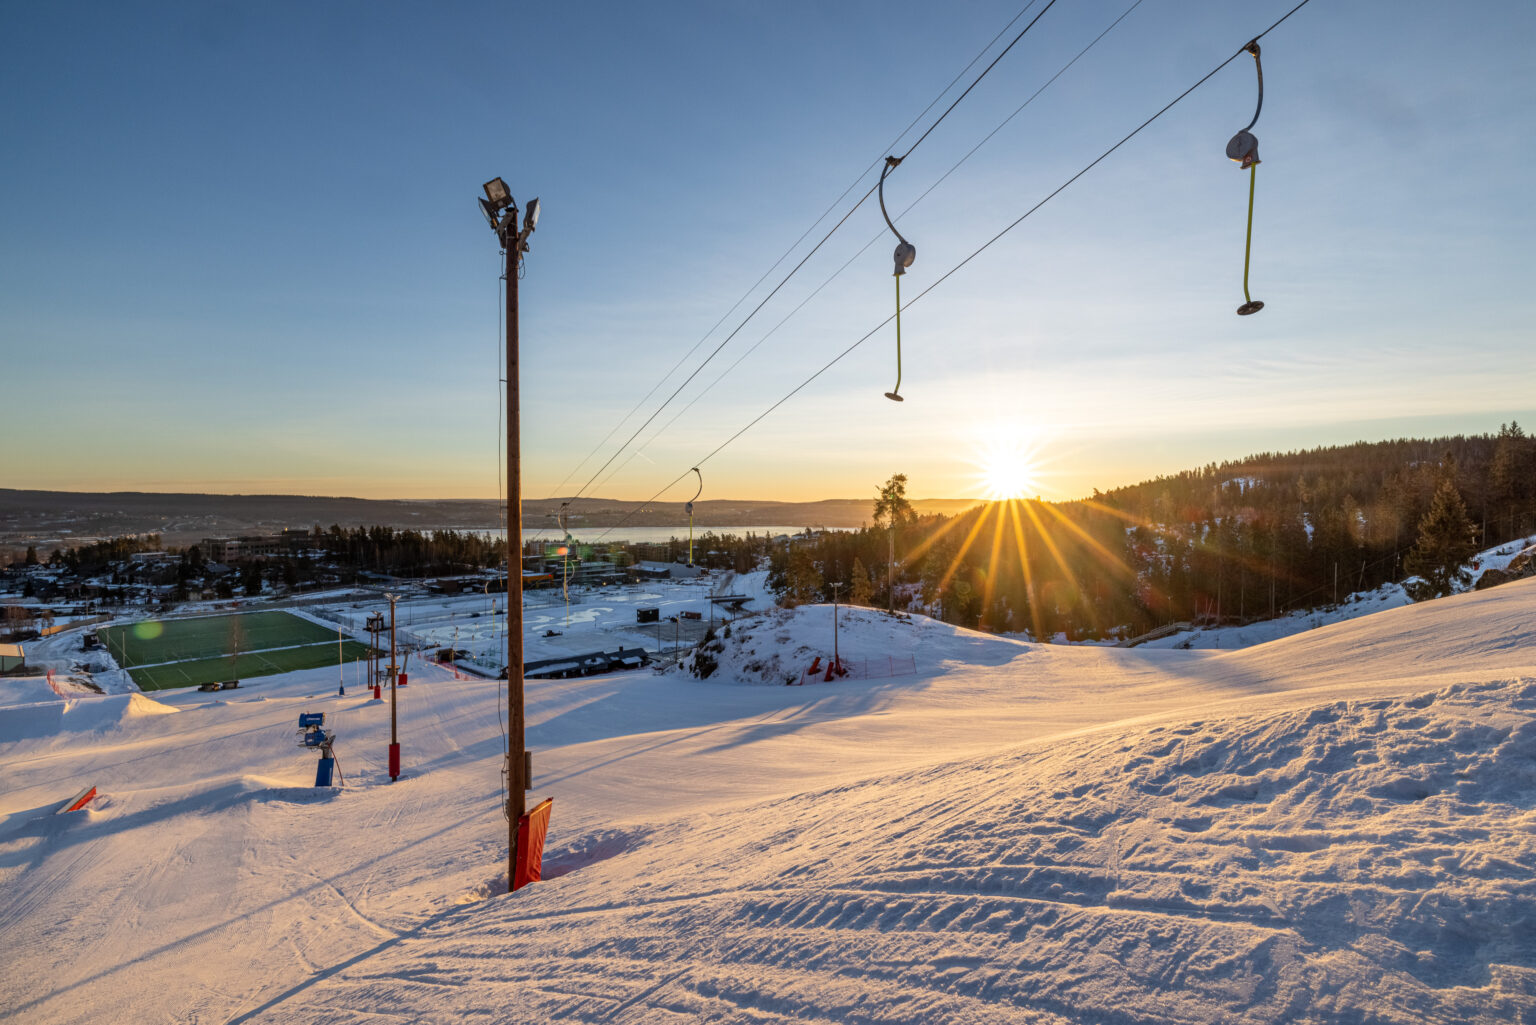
[1404,477,1479,599]
[781,547,824,607]
[849,557,873,606]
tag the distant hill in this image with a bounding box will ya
[0,489,979,550]
[521,497,980,532]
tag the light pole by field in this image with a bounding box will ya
[481,176,540,893]
[830,582,844,670]
[386,592,400,781]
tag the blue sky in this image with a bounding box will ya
[3,1,1532,505]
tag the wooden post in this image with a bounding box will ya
[506,223,527,893]
[830,581,843,668]
[387,593,400,780]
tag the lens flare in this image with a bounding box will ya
[976,442,1038,501]
[132,621,164,641]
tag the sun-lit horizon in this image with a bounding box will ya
[7,401,1533,506]
[3,2,1533,516]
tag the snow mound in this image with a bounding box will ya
[0,676,59,709]
[121,692,179,719]
[677,604,1031,685]
[1216,575,1536,690]
[0,692,179,745]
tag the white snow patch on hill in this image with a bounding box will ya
[2,579,1534,1023]
[678,603,1030,685]
[1139,532,1536,652]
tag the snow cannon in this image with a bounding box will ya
[297,712,342,787]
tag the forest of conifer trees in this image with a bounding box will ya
[768,427,1536,641]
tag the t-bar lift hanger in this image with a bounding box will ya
[686,467,702,567]
[1227,40,1265,316]
[879,155,916,401]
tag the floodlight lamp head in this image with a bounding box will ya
[884,391,904,402]
[478,197,500,231]
[1236,299,1265,316]
[1227,130,1259,168]
[483,177,512,209]
[892,241,916,277]
[523,197,540,234]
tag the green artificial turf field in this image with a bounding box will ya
[128,641,371,691]
[100,611,337,667]
[99,611,369,690]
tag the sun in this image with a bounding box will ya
[976,442,1039,501]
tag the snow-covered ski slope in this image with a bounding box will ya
[2,579,1533,1023]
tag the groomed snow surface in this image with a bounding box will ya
[3,579,1535,1023]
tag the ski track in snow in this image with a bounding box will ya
[1,578,1534,1023]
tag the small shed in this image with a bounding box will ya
[636,607,659,624]
[0,643,25,673]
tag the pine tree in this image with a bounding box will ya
[780,547,824,607]
[873,473,914,528]
[1404,477,1479,599]
[848,557,873,606]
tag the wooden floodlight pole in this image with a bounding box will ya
[505,219,527,893]
[386,593,400,780]
[830,581,843,668]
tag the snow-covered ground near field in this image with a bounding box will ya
[313,569,779,673]
[2,577,1535,1023]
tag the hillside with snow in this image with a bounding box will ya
[2,579,1534,1023]
[1133,532,1536,652]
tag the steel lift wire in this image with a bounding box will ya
[587,0,1318,545]
[553,0,1064,512]
[534,4,1049,518]
[1227,41,1266,315]
[534,4,1045,515]
[584,0,1150,474]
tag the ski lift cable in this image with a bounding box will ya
[891,0,1060,167]
[585,0,1150,480]
[591,0,1316,539]
[532,5,1044,514]
[537,1,1044,499]
[875,0,1059,402]
[557,1,1068,512]
[585,0,1230,486]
